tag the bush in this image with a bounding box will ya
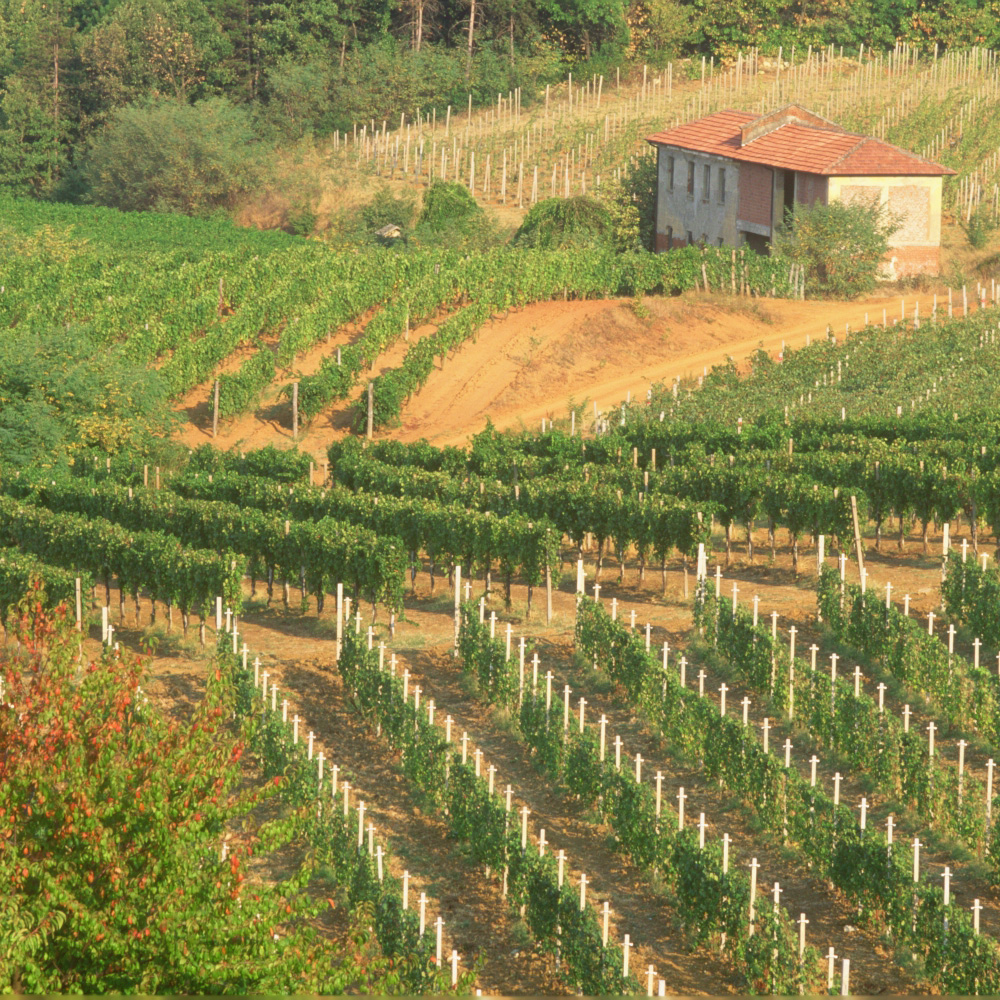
[0,600,413,993]
[512,196,613,250]
[418,180,482,230]
[360,186,417,234]
[0,326,172,464]
[770,198,900,299]
[82,97,268,215]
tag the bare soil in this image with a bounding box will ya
[174,288,946,456]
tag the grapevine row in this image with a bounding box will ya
[574,597,1000,994]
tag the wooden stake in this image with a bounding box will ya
[850,495,865,580]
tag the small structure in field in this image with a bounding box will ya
[375,223,404,242]
[646,105,955,276]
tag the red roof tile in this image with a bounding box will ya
[646,109,956,176]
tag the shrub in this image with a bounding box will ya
[962,208,997,250]
[360,185,417,233]
[512,196,613,250]
[770,198,900,299]
[418,180,482,230]
[0,599,404,993]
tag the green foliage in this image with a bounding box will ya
[187,444,312,483]
[579,595,1000,993]
[962,207,998,249]
[0,550,92,627]
[817,565,1000,745]
[0,602,444,993]
[513,196,613,250]
[81,97,268,215]
[361,185,417,234]
[942,550,1000,649]
[455,600,820,993]
[700,577,990,855]
[0,495,245,620]
[1,475,407,615]
[173,466,561,606]
[598,155,658,251]
[632,0,700,59]
[217,349,276,419]
[419,181,482,230]
[771,198,900,299]
[0,326,172,466]
[336,625,639,995]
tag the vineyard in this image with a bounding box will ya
[1,45,999,464]
[5,287,1000,991]
[5,31,1000,993]
[322,43,1000,228]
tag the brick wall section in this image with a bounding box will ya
[839,184,883,209]
[737,163,773,227]
[891,244,940,277]
[795,173,827,207]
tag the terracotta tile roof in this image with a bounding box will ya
[646,109,956,176]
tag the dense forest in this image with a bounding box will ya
[1,0,998,205]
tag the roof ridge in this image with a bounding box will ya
[823,136,870,170]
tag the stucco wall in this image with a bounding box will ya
[828,174,943,275]
[656,146,739,246]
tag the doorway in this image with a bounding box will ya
[783,170,796,224]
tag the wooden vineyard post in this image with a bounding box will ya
[212,380,220,438]
[292,381,299,440]
[453,565,461,658]
[367,382,374,440]
[748,857,759,936]
[75,577,82,632]
[284,520,291,607]
[850,495,865,585]
[545,561,553,625]
[336,582,344,661]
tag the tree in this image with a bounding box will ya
[770,197,900,299]
[81,96,267,214]
[597,154,656,251]
[0,595,424,993]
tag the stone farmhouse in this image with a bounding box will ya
[646,105,955,277]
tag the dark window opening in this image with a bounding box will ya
[783,171,796,220]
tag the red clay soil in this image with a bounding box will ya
[173,289,946,457]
